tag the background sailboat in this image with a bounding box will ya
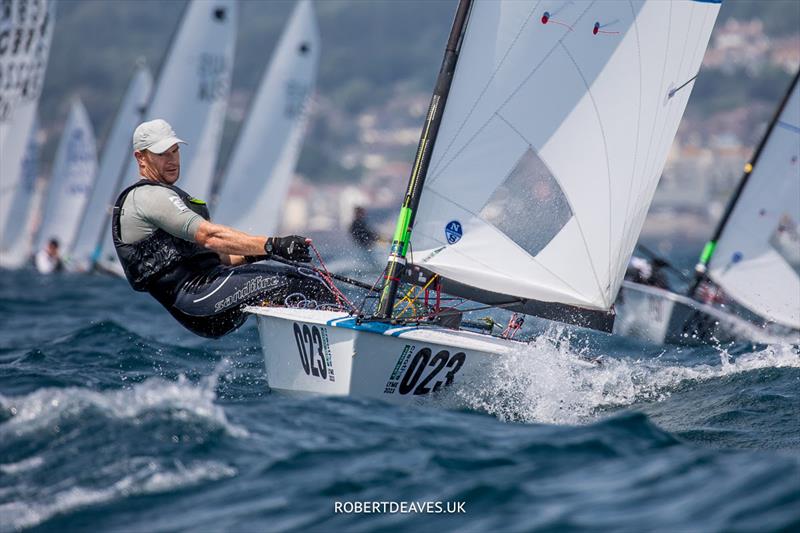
[0,0,56,242]
[0,119,42,269]
[697,71,800,332]
[213,0,319,236]
[33,98,98,260]
[69,63,153,271]
[246,0,721,402]
[615,71,800,345]
[95,0,237,269]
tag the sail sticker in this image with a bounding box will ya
[197,53,230,102]
[445,220,463,244]
[284,81,310,118]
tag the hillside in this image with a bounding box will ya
[38,0,800,185]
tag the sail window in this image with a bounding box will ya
[479,147,572,257]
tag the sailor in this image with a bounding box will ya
[348,206,379,251]
[112,119,333,338]
[624,256,670,290]
[35,238,63,275]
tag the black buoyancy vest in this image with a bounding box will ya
[112,180,221,294]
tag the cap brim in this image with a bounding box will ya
[147,137,186,154]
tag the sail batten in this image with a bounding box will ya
[411,0,720,313]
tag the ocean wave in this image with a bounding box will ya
[0,460,236,531]
[0,456,44,475]
[0,361,248,440]
[457,328,800,425]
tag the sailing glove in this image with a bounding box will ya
[265,235,312,262]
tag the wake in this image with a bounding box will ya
[457,328,800,425]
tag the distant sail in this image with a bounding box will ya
[34,99,98,256]
[69,64,153,269]
[136,0,236,200]
[96,0,237,267]
[0,117,41,269]
[214,0,319,234]
[410,0,720,311]
[0,0,56,240]
[707,74,800,329]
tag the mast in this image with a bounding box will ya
[689,69,800,297]
[375,0,473,319]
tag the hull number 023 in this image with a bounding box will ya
[292,323,335,382]
[385,347,466,396]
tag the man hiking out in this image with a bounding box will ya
[112,119,333,338]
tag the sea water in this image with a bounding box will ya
[1,268,798,531]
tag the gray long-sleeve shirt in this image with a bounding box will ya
[119,183,203,244]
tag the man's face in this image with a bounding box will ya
[136,144,181,184]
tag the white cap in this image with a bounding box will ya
[132,119,186,154]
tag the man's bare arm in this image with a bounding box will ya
[194,220,266,259]
[195,221,312,264]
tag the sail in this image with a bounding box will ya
[707,75,800,329]
[139,0,236,199]
[34,99,98,255]
[409,0,720,311]
[213,0,319,235]
[0,117,41,269]
[69,64,153,268]
[0,0,56,240]
[96,0,237,267]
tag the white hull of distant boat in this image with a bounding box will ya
[247,307,523,401]
[613,281,798,345]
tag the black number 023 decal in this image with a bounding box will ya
[292,323,328,380]
[398,348,466,396]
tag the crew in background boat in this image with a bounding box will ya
[111,119,333,338]
[349,206,379,251]
[624,256,670,290]
[34,238,64,275]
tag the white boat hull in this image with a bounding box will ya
[246,307,523,402]
[614,281,798,345]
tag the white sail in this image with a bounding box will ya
[0,117,41,269]
[138,0,236,199]
[96,0,237,267]
[708,76,800,329]
[410,0,720,311]
[0,0,56,240]
[34,99,98,255]
[214,0,319,235]
[69,64,153,269]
